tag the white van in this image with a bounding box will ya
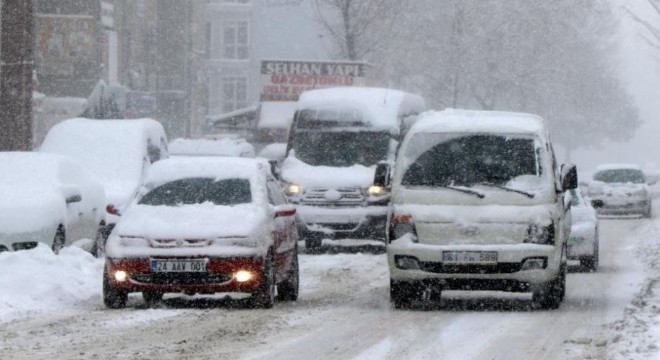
[280,87,426,250]
[40,118,169,255]
[377,109,577,310]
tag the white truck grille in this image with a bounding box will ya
[300,187,365,207]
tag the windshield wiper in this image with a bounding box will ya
[440,185,485,199]
[476,182,535,198]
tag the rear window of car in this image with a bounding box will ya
[139,178,252,206]
[593,169,645,184]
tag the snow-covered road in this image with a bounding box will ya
[1,216,658,360]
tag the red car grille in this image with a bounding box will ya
[149,238,211,248]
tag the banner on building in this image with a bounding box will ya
[260,59,368,101]
[35,14,96,77]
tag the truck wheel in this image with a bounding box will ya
[533,264,566,310]
[304,235,322,253]
[582,256,598,272]
[644,203,652,218]
[390,279,421,310]
[582,240,599,272]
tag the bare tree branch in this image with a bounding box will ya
[623,5,660,45]
[313,0,402,60]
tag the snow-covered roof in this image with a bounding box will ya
[40,118,165,180]
[208,105,259,124]
[296,87,426,129]
[411,109,547,136]
[0,152,92,234]
[0,152,67,188]
[257,143,287,162]
[594,163,641,172]
[259,101,297,129]
[169,137,255,158]
[144,156,270,185]
[39,118,167,206]
[41,97,87,113]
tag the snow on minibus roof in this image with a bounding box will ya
[411,109,547,136]
[296,87,426,129]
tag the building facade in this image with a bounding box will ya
[206,0,254,118]
[34,0,103,97]
[116,0,207,138]
[32,0,208,139]
[205,0,330,137]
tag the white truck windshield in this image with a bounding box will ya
[290,130,390,167]
[403,134,540,187]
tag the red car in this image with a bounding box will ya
[103,157,299,308]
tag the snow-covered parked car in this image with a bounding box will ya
[39,118,169,255]
[587,164,653,218]
[0,152,105,253]
[568,189,599,271]
[103,157,299,309]
[168,135,255,158]
[377,110,577,310]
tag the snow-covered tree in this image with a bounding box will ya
[369,0,640,154]
[313,0,402,61]
[625,0,660,60]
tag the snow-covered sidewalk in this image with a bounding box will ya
[594,218,660,359]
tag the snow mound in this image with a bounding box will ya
[603,221,660,359]
[0,244,103,322]
[582,218,660,360]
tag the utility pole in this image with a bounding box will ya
[0,0,34,151]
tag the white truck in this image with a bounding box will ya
[279,87,426,250]
[378,109,577,310]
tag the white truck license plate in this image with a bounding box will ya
[442,251,497,264]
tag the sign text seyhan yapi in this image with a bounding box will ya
[260,60,367,101]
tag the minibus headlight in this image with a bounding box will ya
[367,185,386,195]
[285,183,302,196]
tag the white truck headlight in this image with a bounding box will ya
[525,223,555,245]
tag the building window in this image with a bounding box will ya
[222,77,248,113]
[222,20,249,60]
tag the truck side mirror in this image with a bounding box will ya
[374,163,391,187]
[560,163,578,190]
[591,199,604,209]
